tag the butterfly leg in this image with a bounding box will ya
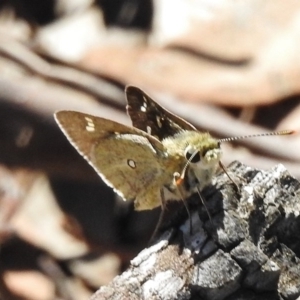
[196,186,213,226]
[219,161,240,191]
[173,172,193,235]
[149,189,167,243]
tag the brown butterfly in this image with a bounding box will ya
[55,86,293,235]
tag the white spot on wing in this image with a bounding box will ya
[140,96,148,112]
[142,96,148,108]
[85,116,95,132]
[156,116,162,128]
[147,126,152,135]
[127,159,136,169]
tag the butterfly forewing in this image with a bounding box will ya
[126,86,196,140]
[55,111,165,209]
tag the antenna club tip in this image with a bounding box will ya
[281,129,296,135]
[218,129,295,144]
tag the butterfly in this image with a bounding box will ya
[54,86,293,235]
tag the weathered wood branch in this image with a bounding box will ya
[91,161,300,300]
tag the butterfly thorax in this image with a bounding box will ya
[162,130,222,197]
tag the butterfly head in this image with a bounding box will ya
[183,133,222,170]
[171,132,222,191]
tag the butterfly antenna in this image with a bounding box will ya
[217,129,295,190]
[218,129,294,143]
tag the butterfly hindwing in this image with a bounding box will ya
[126,86,196,140]
[55,111,164,210]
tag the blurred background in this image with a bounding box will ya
[0,0,300,299]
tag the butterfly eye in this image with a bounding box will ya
[185,147,201,163]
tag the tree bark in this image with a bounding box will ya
[91,161,300,300]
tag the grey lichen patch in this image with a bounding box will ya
[230,240,280,292]
[155,244,194,277]
[209,211,247,250]
[192,250,242,300]
[142,270,186,299]
[243,257,280,292]
[180,213,216,255]
[131,234,170,267]
[271,245,300,299]
[230,240,269,272]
